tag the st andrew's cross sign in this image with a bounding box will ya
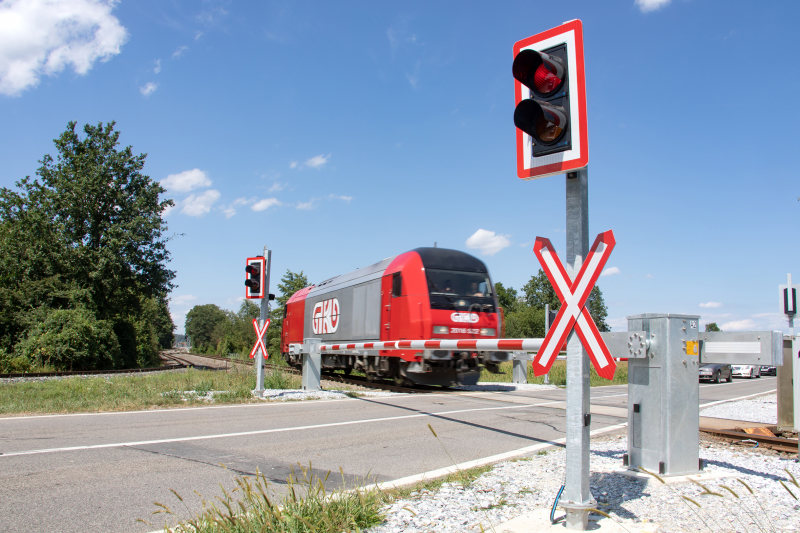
[250,318,271,359]
[532,230,616,380]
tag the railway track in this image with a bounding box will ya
[0,349,459,395]
[700,427,798,454]
[179,352,457,394]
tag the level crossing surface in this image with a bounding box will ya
[0,377,776,533]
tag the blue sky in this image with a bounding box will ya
[1,0,798,335]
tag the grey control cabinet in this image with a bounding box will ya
[626,313,701,476]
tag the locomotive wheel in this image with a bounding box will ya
[394,374,409,387]
[342,368,352,375]
[485,363,500,374]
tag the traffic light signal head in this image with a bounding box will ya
[513,45,571,158]
[513,20,588,180]
[245,257,266,299]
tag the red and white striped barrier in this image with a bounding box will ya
[317,338,544,353]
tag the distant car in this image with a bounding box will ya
[760,366,776,376]
[699,364,732,383]
[731,365,761,379]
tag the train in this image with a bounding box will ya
[280,247,510,386]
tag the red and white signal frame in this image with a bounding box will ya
[245,256,266,300]
[514,19,588,180]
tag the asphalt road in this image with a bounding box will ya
[0,376,777,533]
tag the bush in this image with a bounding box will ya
[15,307,121,370]
[0,347,33,373]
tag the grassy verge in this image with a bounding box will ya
[480,359,629,386]
[385,463,495,500]
[0,366,302,416]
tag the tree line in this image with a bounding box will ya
[184,270,309,360]
[496,270,610,338]
[0,122,175,372]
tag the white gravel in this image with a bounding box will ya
[701,393,778,424]
[255,389,402,401]
[366,434,800,533]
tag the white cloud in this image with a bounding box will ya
[161,169,211,193]
[139,81,157,97]
[645,274,654,278]
[289,161,298,169]
[465,229,511,256]
[153,58,161,73]
[0,0,128,96]
[304,154,330,169]
[194,31,204,40]
[268,182,286,193]
[296,199,316,210]
[180,189,220,216]
[172,45,188,59]
[720,318,756,331]
[221,197,255,218]
[699,301,722,308]
[170,294,198,306]
[328,194,352,202]
[600,266,621,277]
[635,0,671,13]
[252,198,281,212]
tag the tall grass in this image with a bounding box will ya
[0,366,302,416]
[146,464,389,533]
[481,360,629,386]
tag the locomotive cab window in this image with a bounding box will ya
[425,269,495,311]
[392,273,402,297]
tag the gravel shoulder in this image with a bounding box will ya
[701,393,778,424]
[367,430,800,533]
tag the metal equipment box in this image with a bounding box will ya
[626,313,701,476]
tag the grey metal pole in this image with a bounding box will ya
[255,246,272,393]
[561,167,594,530]
[790,275,799,432]
[544,303,550,385]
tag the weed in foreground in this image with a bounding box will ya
[142,463,389,533]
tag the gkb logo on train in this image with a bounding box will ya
[312,298,340,334]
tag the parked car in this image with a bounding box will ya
[699,363,732,383]
[760,366,776,376]
[731,365,761,379]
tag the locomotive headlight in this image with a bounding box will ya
[433,326,449,334]
[480,328,496,336]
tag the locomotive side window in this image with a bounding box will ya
[392,273,402,297]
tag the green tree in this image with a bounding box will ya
[504,307,545,339]
[0,121,175,369]
[585,286,610,332]
[500,270,610,337]
[185,304,227,353]
[521,270,561,310]
[494,282,518,313]
[705,323,721,332]
[267,270,310,358]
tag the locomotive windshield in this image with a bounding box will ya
[426,269,495,311]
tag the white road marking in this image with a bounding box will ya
[0,398,578,458]
[699,389,776,409]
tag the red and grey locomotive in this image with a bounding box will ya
[281,247,510,386]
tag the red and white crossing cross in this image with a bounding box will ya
[249,318,271,359]
[532,230,617,380]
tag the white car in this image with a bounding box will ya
[731,365,760,379]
